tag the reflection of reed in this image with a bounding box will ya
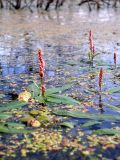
[114,48,117,68]
[99,68,103,92]
[99,94,104,113]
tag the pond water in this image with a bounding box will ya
[0,7,120,94]
[0,7,120,160]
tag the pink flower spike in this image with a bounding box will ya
[89,30,93,52]
[38,49,44,56]
[99,68,103,91]
[41,59,45,70]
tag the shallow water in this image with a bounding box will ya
[0,8,120,92]
[0,7,120,160]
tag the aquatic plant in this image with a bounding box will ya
[28,49,79,106]
[89,30,93,53]
[0,101,31,133]
[88,30,99,63]
[38,49,45,96]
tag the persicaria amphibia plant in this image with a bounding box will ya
[89,30,96,62]
[99,68,103,91]
[89,30,93,53]
[38,49,45,96]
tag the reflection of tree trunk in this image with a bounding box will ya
[37,0,44,8]
[56,0,59,9]
[45,0,54,10]
[0,0,3,8]
[15,0,21,9]
[55,0,65,9]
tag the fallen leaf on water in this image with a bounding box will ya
[18,90,31,102]
[29,119,41,128]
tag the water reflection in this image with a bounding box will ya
[0,8,120,93]
[99,94,104,114]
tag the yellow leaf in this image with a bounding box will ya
[18,91,31,102]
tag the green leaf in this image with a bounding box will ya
[4,122,25,129]
[0,94,5,98]
[45,85,71,96]
[53,110,120,121]
[65,60,78,66]
[95,60,107,66]
[0,113,12,119]
[0,124,31,134]
[35,95,44,103]
[61,122,74,128]
[93,129,120,135]
[78,67,88,71]
[81,121,101,128]
[47,94,79,105]
[106,86,120,94]
[104,103,120,113]
[0,101,27,112]
[28,82,40,98]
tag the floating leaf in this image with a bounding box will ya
[65,60,78,66]
[38,114,48,122]
[104,103,120,113]
[4,122,25,129]
[45,85,71,96]
[81,121,101,128]
[0,124,31,134]
[0,101,27,112]
[0,94,5,98]
[30,110,41,116]
[61,122,74,128]
[106,86,120,94]
[28,82,40,98]
[53,110,120,121]
[21,115,34,123]
[78,66,88,71]
[35,95,44,103]
[0,113,11,119]
[18,90,31,102]
[93,129,120,135]
[95,60,107,66]
[47,94,79,105]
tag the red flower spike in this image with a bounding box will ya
[41,60,45,70]
[99,68,103,91]
[38,49,44,56]
[38,49,46,96]
[114,48,117,66]
[39,71,44,78]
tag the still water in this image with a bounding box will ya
[0,7,120,95]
